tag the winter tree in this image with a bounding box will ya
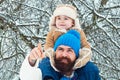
[0,0,120,80]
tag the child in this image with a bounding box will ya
[43,4,92,69]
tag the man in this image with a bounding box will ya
[20,30,101,80]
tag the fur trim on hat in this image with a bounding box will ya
[53,5,77,19]
[49,4,81,30]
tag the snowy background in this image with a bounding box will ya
[0,0,120,80]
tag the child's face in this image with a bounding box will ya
[55,15,74,30]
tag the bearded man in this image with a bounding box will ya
[20,30,101,80]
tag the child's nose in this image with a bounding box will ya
[60,19,65,22]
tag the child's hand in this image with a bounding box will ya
[28,43,44,66]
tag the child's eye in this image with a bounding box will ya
[58,17,61,20]
[64,18,68,20]
[56,17,61,20]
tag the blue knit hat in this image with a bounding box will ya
[54,30,81,58]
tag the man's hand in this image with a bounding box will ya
[28,43,44,66]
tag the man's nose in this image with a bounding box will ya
[62,51,67,57]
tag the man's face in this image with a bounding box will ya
[54,45,76,73]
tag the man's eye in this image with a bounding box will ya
[67,49,73,53]
[58,48,63,50]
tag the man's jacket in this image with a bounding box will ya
[39,58,101,80]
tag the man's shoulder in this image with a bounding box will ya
[76,61,99,73]
[75,61,101,80]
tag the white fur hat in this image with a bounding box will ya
[49,4,81,30]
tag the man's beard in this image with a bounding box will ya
[54,56,75,74]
